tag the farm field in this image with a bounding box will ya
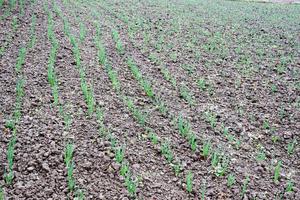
[0,0,299,199]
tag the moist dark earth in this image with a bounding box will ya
[0,0,299,199]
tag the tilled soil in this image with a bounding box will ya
[0,0,299,200]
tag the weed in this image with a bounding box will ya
[186,171,193,193]
[274,160,282,183]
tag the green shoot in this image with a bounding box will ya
[125,174,137,197]
[148,131,158,145]
[240,175,250,199]
[204,111,217,128]
[64,142,74,167]
[67,161,75,191]
[274,160,282,183]
[186,171,193,193]
[172,163,182,176]
[16,47,27,72]
[287,139,297,155]
[285,180,294,193]
[161,141,173,163]
[227,174,236,188]
[179,84,194,105]
[115,146,125,164]
[202,140,211,158]
[120,161,129,177]
[5,135,16,185]
[177,115,191,138]
[0,186,3,200]
[188,132,197,152]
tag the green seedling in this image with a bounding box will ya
[115,146,125,164]
[227,174,236,188]
[170,52,177,62]
[179,84,194,105]
[148,131,158,145]
[202,140,211,158]
[177,115,191,138]
[74,189,85,200]
[240,175,250,198]
[5,118,15,130]
[0,186,3,200]
[287,139,297,155]
[125,173,137,197]
[79,22,86,42]
[16,47,27,72]
[200,181,206,200]
[211,151,221,167]
[96,40,106,65]
[172,162,182,176]
[106,65,121,92]
[141,80,154,98]
[263,119,270,130]
[29,14,37,48]
[67,161,75,191]
[188,132,197,152]
[256,148,266,162]
[154,98,168,115]
[204,111,217,128]
[181,64,195,75]
[285,180,294,192]
[5,135,16,185]
[197,78,207,91]
[120,161,129,177]
[274,160,282,183]
[161,67,177,87]
[64,142,74,166]
[215,156,229,177]
[161,141,173,163]
[186,171,193,193]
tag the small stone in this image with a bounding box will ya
[27,166,35,172]
[42,163,50,172]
